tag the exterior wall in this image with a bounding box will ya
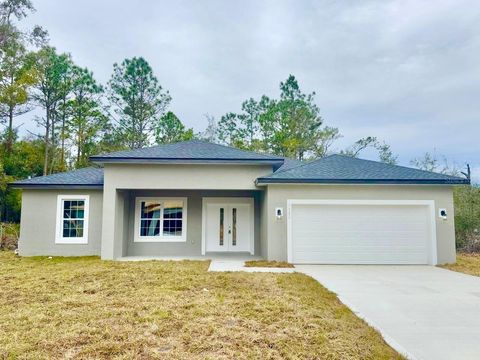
[265,184,456,264]
[18,189,103,256]
[259,190,268,258]
[122,190,262,257]
[104,163,272,190]
[101,164,272,259]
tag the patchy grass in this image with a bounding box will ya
[440,253,480,277]
[244,260,294,268]
[0,252,402,359]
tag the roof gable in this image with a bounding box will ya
[257,154,469,185]
[90,140,284,164]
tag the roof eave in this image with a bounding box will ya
[255,178,470,185]
[9,183,104,190]
[90,157,283,165]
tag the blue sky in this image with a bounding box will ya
[20,0,479,181]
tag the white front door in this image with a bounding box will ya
[204,198,253,253]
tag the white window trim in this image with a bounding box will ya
[134,197,187,243]
[55,194,90,245]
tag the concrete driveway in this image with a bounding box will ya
[296,265,480,360]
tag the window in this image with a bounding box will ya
[140,201,161,236]
[219,207,224,246]
[135,198,187,242]
[56,195,89,244]
[163,200,183,237]
[232,207,237,246]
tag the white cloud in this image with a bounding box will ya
[17,0,480,172]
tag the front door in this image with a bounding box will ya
[204,198,253,253]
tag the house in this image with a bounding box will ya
[11,140,469,264]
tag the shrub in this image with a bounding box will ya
[454,185,480,251]
[0,223,19,250]
[457,230,480,253]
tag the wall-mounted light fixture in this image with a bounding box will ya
[275,207,284,220]
[438,208,447,220]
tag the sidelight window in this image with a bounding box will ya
[219,207,224,246]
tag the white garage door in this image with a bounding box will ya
[289,201,435,265]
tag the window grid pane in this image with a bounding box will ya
[141,201,161,219]
[162,219,182,236]
[162,201,183,237]
[62,200,85,238]
[140,201,162,237]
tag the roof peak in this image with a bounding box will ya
[90,140,285,163]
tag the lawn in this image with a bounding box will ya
[0,252,402,359]
[440,253,480,277]
[244,260,294,268]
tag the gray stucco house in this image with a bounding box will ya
[11,140,468,264]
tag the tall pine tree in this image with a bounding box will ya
[108,57,171,149]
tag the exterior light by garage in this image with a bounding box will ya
[275,207,284,220]
[439,208,448,220]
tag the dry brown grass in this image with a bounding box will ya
[0,251,402,359]
[244,260,294,268]
[440,253,480,277]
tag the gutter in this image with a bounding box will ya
[9,183,104,190]
[255,178,470,186]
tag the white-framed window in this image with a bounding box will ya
[55,195,90,244]
[134,197,187,242]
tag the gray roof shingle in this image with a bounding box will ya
[257,154,469,185]
[275,158,303,172]
[90,139,284,163]
[10,150,468,189]
[10,167,104,188]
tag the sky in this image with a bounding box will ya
[19,0,479,181]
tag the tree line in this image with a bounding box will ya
[0,0,475,232]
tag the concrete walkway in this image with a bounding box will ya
[117,255,295,273]
[208,260,295,273]
[117,252,262,262]
[296,265,480,360]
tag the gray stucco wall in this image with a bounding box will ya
[264,184,456,264]
[101,163,273,259]
[121,190,262,258]
[259,190,268,258]
[18,189,103,256]
[17,170,457,264]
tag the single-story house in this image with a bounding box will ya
[11,140,469,264]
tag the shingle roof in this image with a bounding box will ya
[10,151,468,189]
[256,154,469,185]
[275,158,303,172]
[10,167,104,188]
[90,140,284,164]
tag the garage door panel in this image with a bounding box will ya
[294,250,429,264]
[290,203,432,264]
[293,230,429,244]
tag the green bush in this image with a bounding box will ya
[0,222,19,250]
[454,185,480,251]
